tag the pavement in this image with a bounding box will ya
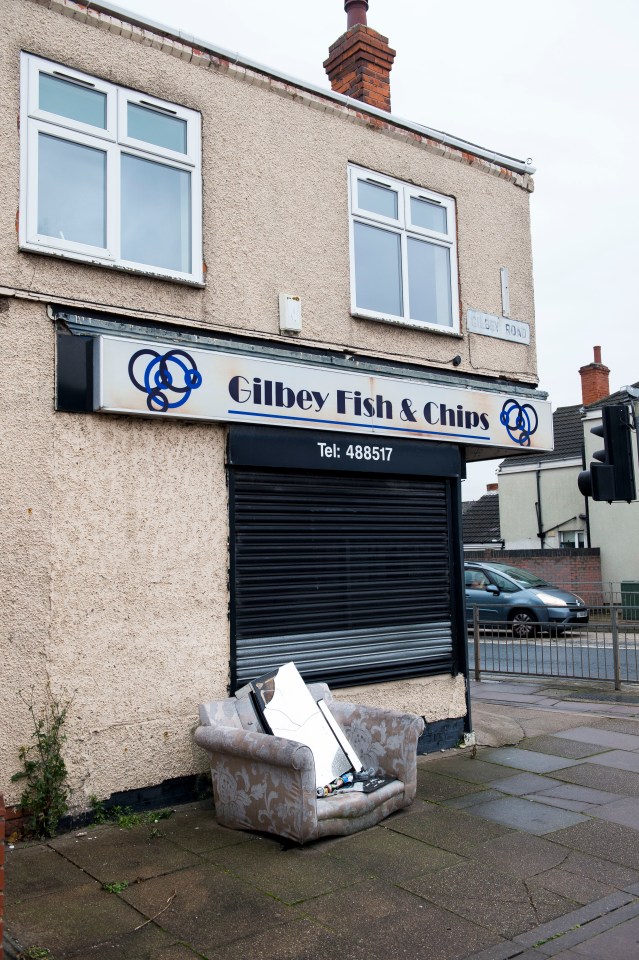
[6,677,639,960]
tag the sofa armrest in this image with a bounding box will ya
[194,725,314,772]
[329,701,424,794]
[194,724,319,843]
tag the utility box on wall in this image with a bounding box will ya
[279,294,302,333]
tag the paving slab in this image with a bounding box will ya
[5,842,97,903]
[120,862,293,955]
[385,802,514,855]
[206,832,371,902]
[323,822,464,882]
[486,773,563,796]
[587,748,639,773]
[401,859,576,939]
[152,804,254,855]
[301,877,503,960]
[479,748,584,775]
[587,796,639,829]
[472,682,545,696]
[466,832,569,879]
[50,820,201,884]
[444,789,508,810]
[554,849,639,891]
[551,762,639,797]
[5,882,158,956]
[531,866,616,905]
[522,784,622,815]
[425,755,519,783]
[65,928,196,960]
[416,767,487,802]
[548,819,639,870]
[203,917,346,960]
[522,795,606,815]
[469,796,588,835]
[472,692,554,705]
[517,736,610,760]
[533,784,621,806]
[552,727,639,751]
[587,716,639,735]
[553,702,639,716]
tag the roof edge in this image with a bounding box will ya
[69,0,536,177]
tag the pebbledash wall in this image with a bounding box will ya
[0,0,551,811]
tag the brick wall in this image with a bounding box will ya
[1,794,4,960]
[464,548,604,606]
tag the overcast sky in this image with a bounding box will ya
[117,0,638,498]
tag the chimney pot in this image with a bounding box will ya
[593,345,601,364]
[345,0,368,28]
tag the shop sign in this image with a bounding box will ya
[93,335,553,451]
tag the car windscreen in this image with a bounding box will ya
[488,563,549,587]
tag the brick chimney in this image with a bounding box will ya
[579,346,610,406]
[486,483,499,493]
[324,1,396,113]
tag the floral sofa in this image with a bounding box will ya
[194,682,425,844]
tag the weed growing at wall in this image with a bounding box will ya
[11,687,72,838]
[89,794,174,830]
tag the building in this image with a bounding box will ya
[462,484,502,551]
[498,347,638,588]
[0,0,551,812]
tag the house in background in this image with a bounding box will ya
[462,484,502,551]
[497,347,639,588]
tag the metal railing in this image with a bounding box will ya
[469,605,639,688]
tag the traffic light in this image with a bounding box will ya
[578,403,636,502]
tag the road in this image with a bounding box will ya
[467,630,639,682]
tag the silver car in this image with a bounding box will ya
[465,561,589,639]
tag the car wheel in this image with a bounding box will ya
[509,610,538,640]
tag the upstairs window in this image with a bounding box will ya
[19,53,203,284]
[348,165,459,332]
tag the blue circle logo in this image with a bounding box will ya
[500,399,538,446]
[128,348,203,413]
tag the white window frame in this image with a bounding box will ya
[559,529,586,549]
[19,53,203,285]
[348,164,460,333]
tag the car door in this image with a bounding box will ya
[465,567,502,623]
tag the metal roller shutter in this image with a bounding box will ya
[231,468,454,688]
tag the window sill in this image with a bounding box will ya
[18,241,205,288]
[351,310,463,337]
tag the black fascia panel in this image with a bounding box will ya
[56,333,95,412]
[228,425,462,478]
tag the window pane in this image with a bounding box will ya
[127,103,187,154]
[121,154,191,272]
[410,196,447,233]
[358,180,398,220]
[38,134,106,247]
[39,73,107,129]
[407,237,452,326]
[354,222,402,316]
